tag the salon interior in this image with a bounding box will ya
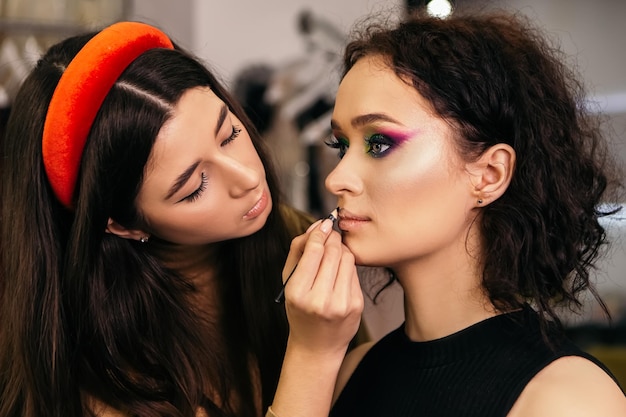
[1,0,625,387]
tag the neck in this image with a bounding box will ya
[393,240,497,342]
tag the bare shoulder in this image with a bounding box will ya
[332,340,376,404]
[508,355,626,417]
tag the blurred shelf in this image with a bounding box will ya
[0,18,88,36]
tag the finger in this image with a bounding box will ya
[305,218,323,233]
[306,231,343,298]
[285,218,335,293]
[349,262,364,314]
[282,234,308,280]
[329,247,363,323]
[282,218,326,279]
[333,246,358,303]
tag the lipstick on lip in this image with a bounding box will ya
[274,207,339,303]
[337,208,370,231]
[337,209,368,221]
[243,190,268,219]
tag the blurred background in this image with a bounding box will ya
[1,0,624,384]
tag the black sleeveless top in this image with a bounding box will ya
[330,306,622,417]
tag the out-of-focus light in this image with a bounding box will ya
[427,0,453,18]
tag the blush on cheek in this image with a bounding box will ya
[378,151,450,218]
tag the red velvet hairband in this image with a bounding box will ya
[42,21,174,209]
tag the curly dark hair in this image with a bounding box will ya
[344,10,623,328]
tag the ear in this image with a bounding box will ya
[105,218,149,242]
[466,143,516,206]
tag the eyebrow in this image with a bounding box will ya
[215,104,228,136]
[331,112,403,130]
[165,161,201,201]
[163,104,229,201]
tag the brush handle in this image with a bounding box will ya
[274,263,298,303]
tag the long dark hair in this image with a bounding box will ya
[343,11,622,329]
[0,29,296,417]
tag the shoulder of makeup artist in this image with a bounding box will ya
[323,7,626,417]
[0,21,363,417]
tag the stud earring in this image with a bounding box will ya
[477,199,483,204]
[140,236,149,243]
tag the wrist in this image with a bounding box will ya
[271,340,346,417]
[284,335,350,362]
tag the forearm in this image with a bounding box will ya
[270,219,363,417]
[269,339,346,417]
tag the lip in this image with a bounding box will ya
[243,189,269,220]
[337,208,370,231]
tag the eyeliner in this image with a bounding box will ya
[274,208,339,304]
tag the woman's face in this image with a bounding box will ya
[135,87,271,245]
[325,56,478,268]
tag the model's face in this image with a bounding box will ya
[325,56,477,268]
[135,87,271,245]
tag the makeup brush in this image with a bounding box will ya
[274,207,339,303]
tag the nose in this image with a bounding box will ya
[325,155,363,197]
[221,156,261,197]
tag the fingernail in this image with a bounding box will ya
[320,218,333,233]
[306,219,323,233]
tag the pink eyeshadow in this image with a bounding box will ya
[376,128,417,144]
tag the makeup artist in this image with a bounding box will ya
[0,21,363,417]
[320,9,626,417]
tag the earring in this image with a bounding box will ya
[140,236,149,243]
[477,199,483,204]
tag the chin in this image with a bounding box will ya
[344,240,390,268]
[249,201,273,235]
[342,240,367,265]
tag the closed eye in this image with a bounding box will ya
[221,125,242,146]
[178,172,208,203]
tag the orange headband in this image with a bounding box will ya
[42,21,174,209]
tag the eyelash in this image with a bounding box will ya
[178,124,241,203]
[182,172,208,203]
[324,133,394,159]
[324,136,349,158]
[222,125,242,146]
